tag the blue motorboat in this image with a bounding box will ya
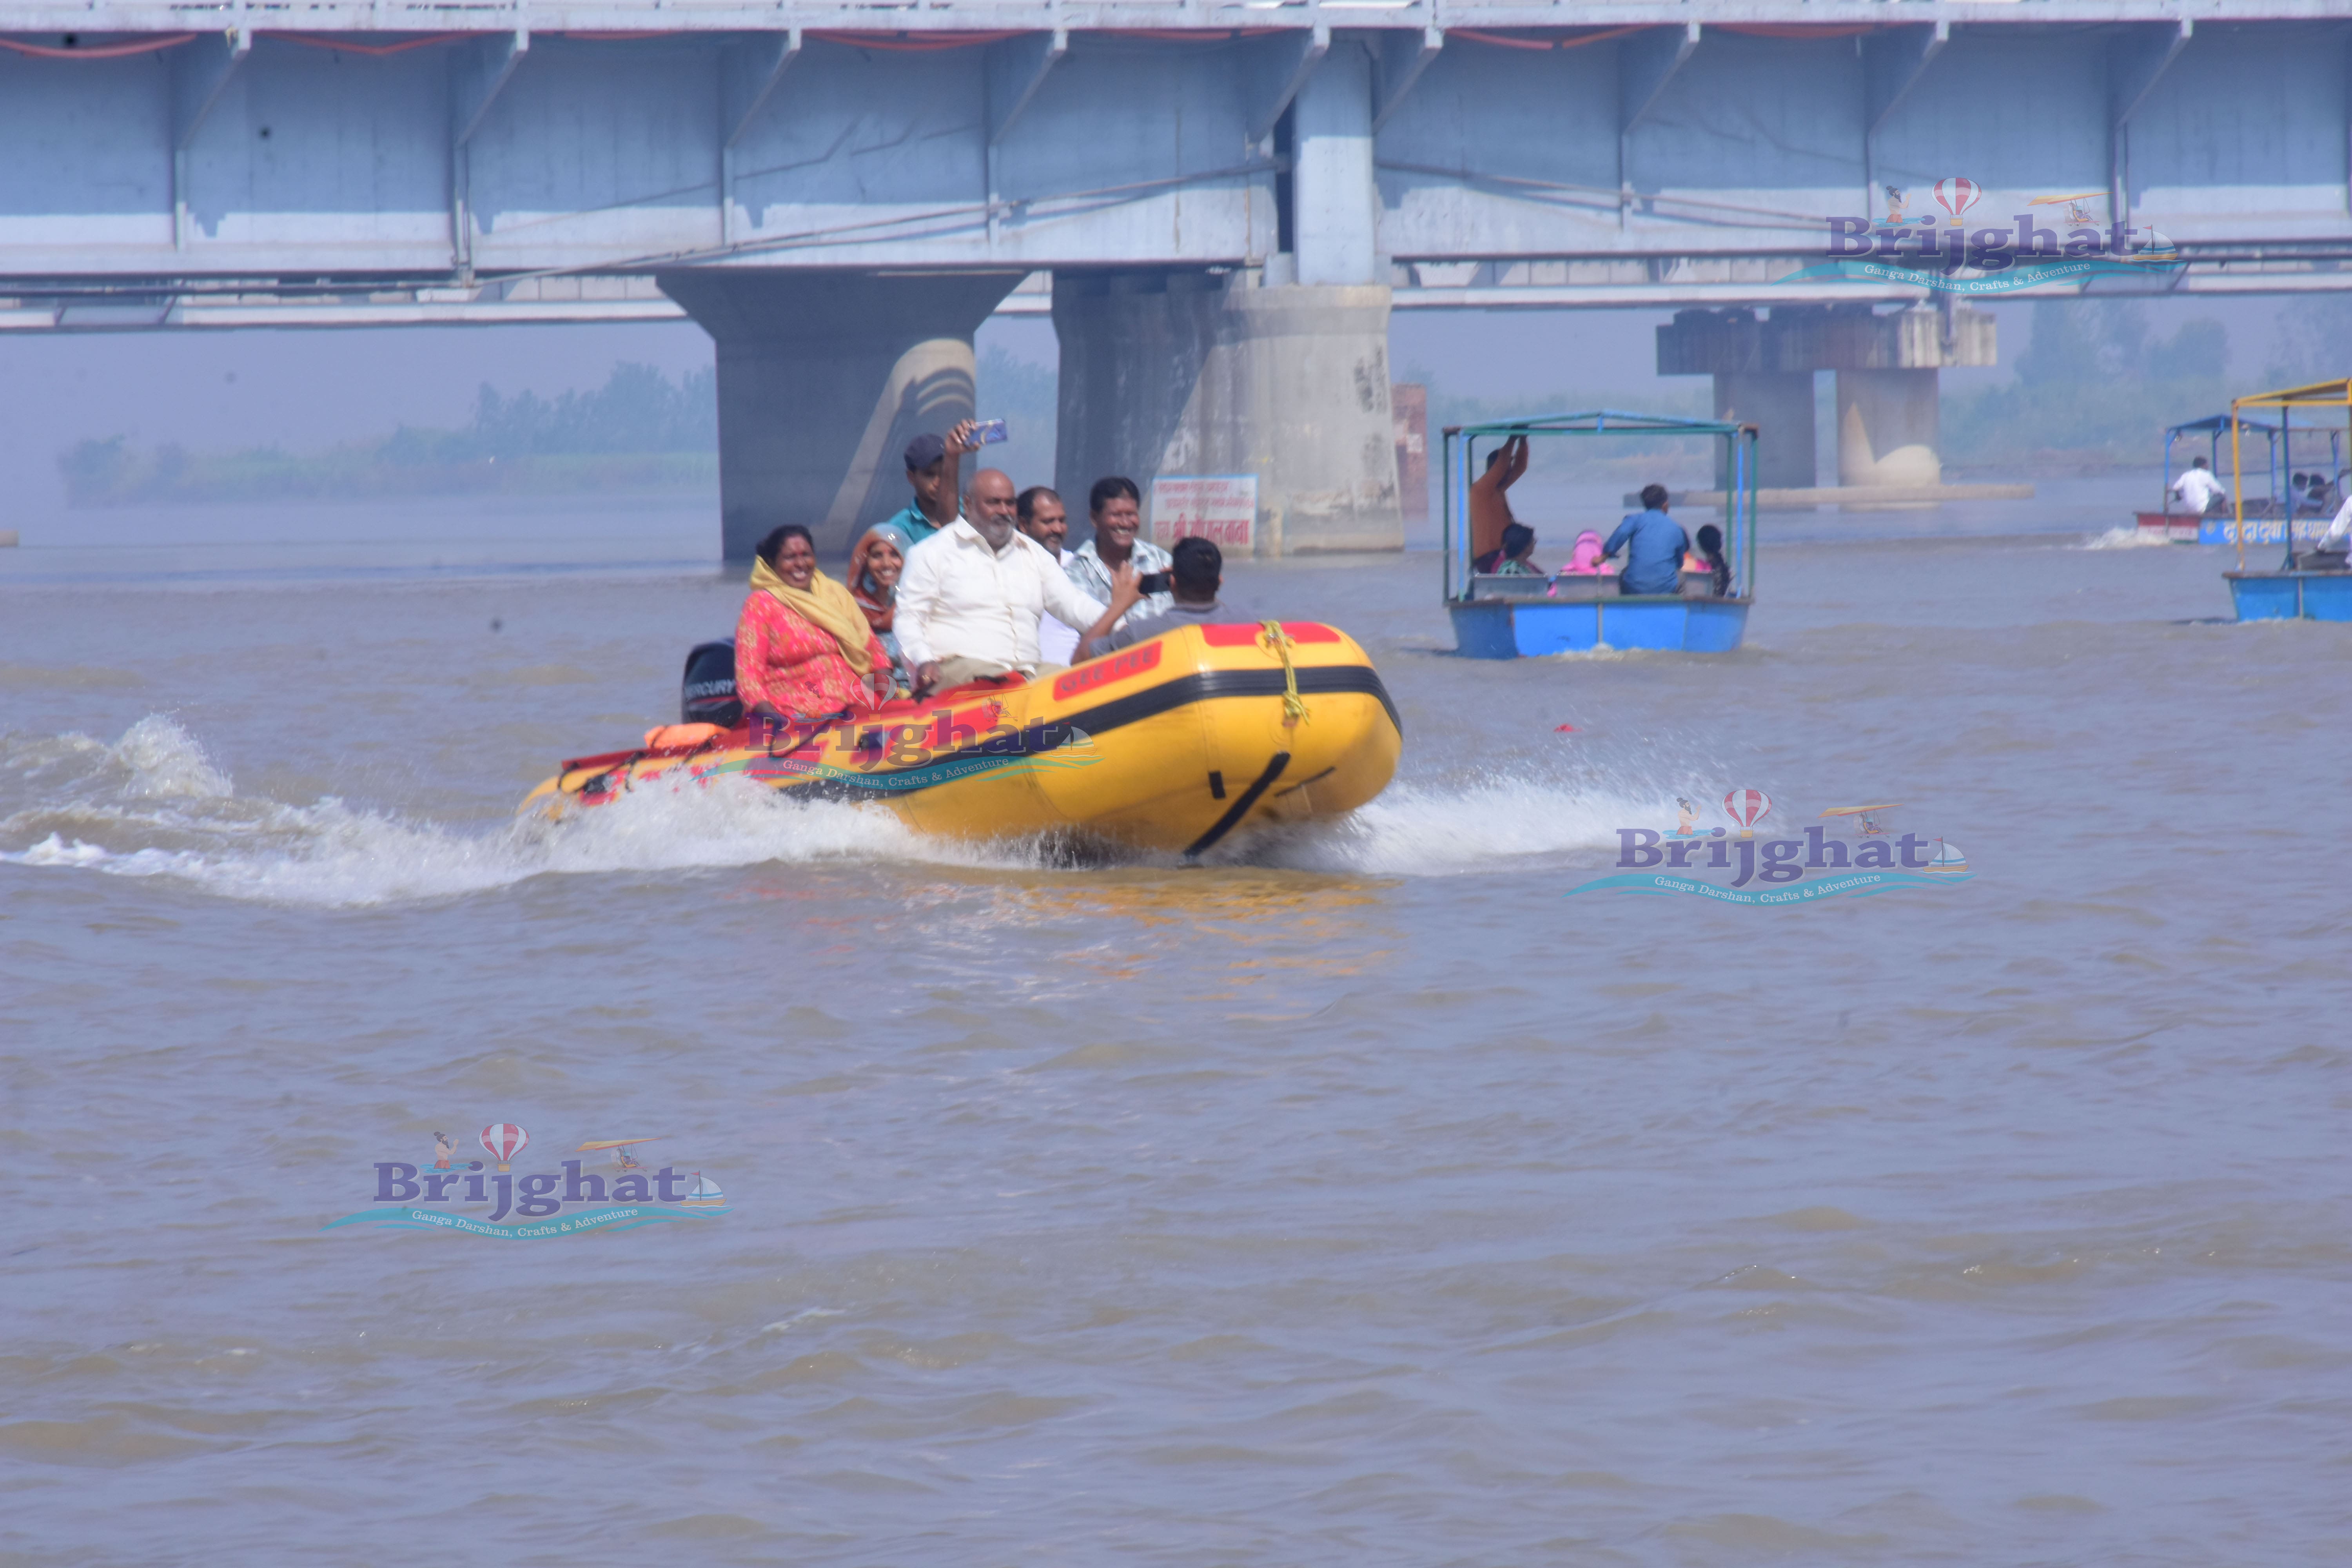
[2221,379,2352,622]
[1443,411,1756,657]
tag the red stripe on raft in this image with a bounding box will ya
[1197,622,1342,647]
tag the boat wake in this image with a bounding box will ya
[1,717,1682,905]
[2080,525,2178,551]
[1248,774,1673,877]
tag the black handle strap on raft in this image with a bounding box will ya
[1184,751,1291,859]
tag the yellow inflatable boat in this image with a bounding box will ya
[521,622,1401,856]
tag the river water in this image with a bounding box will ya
[4,510,2347,1565]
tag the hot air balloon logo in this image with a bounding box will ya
[1722,788,1772,840]
[1933,177,1982,218]
[479,1123,529,1172]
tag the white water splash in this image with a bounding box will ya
[2079,525,2179,551]
[1257,775,1681,877]
[0,716,1030,907]
[3,717,1697,902]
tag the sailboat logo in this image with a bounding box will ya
[680,1172,728,1211]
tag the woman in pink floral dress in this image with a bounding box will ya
[734,525,894,721]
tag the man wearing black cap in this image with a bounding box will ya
[880,419,980,548]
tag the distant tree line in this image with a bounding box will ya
[1942,301,2232,472]
[60,362,716,506]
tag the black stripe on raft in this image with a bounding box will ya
[1185,752,1291,858]
[771,666,1400,801]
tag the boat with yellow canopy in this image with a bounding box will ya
[520,621,1402,857]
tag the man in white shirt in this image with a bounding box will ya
[2171,457,2227,515]
[898,469,1142,695]
[1016,485,1082,664]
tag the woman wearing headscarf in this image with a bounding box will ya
[847,520,915,692]
[734,524,893,721]
[1559,529,1609,576]
[1694,523,1732,597]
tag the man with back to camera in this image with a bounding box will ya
[897,468,1142,695]
[1017,485,1082,663]
[1079,537,1227,660]
[1604,483,1690,596]
[1065,476,1174,626]
[2172,456,2229,517]
[879,421,982,548]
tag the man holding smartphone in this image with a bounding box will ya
[1063,476,1174,628]
[1078,537,1225,661]
[879,420,982,548]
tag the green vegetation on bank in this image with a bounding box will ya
[61,363,718,506]
[1941,301,2230,473]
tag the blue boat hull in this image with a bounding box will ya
[2199,516,2334,546]
[1448,596,1750,657]
[2227,572,2352,622]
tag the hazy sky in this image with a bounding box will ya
[0,290,2294,510]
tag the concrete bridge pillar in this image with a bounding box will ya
[1658,302,1995,498]
[1292,40,1379,287]
[1052,268,1402,555]
[1712,371,1817,490]
[658,269,1026,559]
[1656,307,1819,489]
[1836,368,1943,488]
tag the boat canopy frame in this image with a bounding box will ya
[2229,379,2352,569]
[1441,410,1759,605]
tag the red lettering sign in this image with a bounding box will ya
[1053,639,1163,701]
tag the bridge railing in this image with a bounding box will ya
[0,0,2280,37]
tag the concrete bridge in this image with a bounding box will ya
[4,1,2347,552]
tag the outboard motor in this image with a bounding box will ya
[681,640,742,727]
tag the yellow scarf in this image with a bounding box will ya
[750,555,878,676]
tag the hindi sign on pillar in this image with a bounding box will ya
[1150,475,1257,551]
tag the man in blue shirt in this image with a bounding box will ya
[1603,484,1689,595]
[878,421,980,548]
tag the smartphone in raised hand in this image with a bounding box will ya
[974,419,1009,445]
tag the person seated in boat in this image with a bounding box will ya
[1468,434,1529,567]
[1603,485,1690,595]
[897,468,1142,695]
[1474,523,1543,576]
[2171,457,2228,516]
[1017,485,1082,664]
[879,424,982,547]
[1079,537,1225,660]
[1558,530,1610,576]
[846,521,915,694]
[1066,476,1174,625]
[1694,523,1731,597]
[734,524,894,723]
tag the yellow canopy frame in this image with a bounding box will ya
[2228,379,2352,570]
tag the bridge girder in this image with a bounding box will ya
[0,8,2347,318]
